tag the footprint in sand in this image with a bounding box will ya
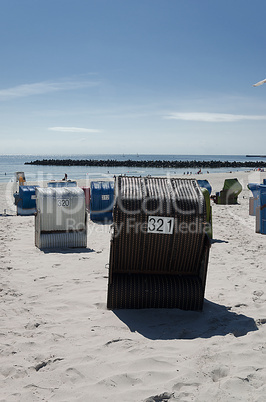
[64,367,85,383]
[94,302,107,310]
[235,303,248,308]
[210,366,230,382]
[253,290,264,302]
[253,290,264,297]
[34,276,47,282]
[144,392,175,402]
[0,366,28,378]
[24,322,42,330]
[256,318,266,326]
[172,382,200,392]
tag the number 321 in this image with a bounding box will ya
[147,216,174,234]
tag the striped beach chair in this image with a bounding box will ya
[107,176,211,310]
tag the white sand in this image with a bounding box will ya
[1,170,266,401]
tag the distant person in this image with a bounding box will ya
[19,176,25,186]
[63,173,67,181]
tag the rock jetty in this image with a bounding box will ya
[24,158,266,169]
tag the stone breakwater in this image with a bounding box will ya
[24,159,266,169]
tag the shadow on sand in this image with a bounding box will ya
[41,247,95,254]
[211,238,229,244]
[113,300,258,340]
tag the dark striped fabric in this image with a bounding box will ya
[107,176,211,310]
[107,274,204,310]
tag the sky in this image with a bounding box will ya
[1,0,266,155]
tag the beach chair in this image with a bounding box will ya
[201,187,212,239]
[247,183,260,216]
[213,178,242,205]
[15,172,26,186]
[247,184,266,234]
[107,176,211,310]
[258,185,266,234]
[81,186,91,211]
[47,180,77,187]
[35,187,87,249]
[197,179,212,195]
[14,185,39,216]
[90,181,114,222]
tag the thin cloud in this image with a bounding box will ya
[164,112,266,122]
[48,127,102,133]
[0,80,99,101]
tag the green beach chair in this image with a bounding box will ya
[201,187,213,239]
[214,178,242,205]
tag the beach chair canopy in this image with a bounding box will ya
[222,178,242,195]
[15,185,39,215]
[214,178,242,205]
[47,180,77,187]
[197,179,212,195]
[15,172,25,182]
[247,183,261,198]
[256,185,266,234]
[90,180,114,222]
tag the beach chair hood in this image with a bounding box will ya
[223,178,242,195]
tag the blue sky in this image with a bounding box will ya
[1,0,266,155]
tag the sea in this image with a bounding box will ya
[0,154,264,183]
